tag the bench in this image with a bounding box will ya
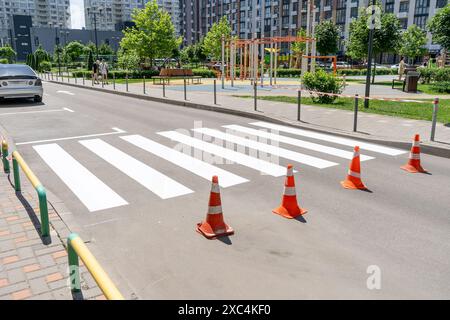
[392,78,406,91]
[152,68,202,85]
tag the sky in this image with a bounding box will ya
[70,0,85,29]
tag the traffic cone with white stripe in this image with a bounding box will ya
[196,175,234,239]
[401,134,427,173]
[341,146,367,190]
[273,164,307,219]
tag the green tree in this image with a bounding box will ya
[428,4,450,51]
[85,41,97,56]
[0,45,16,63]
[117,48,140,70]
[64,41,85,62]
[34,45,51,63]
[202,16,232,60]
[120,0,181,66]
[86,49,94,70]
[292,29,307,68]
[315,20,340,55]
[399,25,427,64]
[347,5,401,82]
[98,42,114,55]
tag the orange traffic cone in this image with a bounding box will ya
[401,134,427,173]
[341,146,367,190]
[273,164,307,219]
[196,176,234,239]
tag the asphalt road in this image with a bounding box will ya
[1,81,449,299]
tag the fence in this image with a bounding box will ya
[10,149,50,237]
[68,233,124,300]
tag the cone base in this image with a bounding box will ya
[196,222,234,239]
[340,179,367,190]
[401,164,427,173]
[272,205,307,219]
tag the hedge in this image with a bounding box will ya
[71,68,216,78]
[276,69,302,77]
[0,58,8,64]
[337,68,397,76]
[418,67,450,84]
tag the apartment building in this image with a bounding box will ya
[179,0,448,55]
[0,0,71,46]
[84,0,181,35]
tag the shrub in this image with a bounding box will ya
[431,81,450,93]
[0,58,8,64]
[302,69,344,104]
[418,67,450,83]
[192,68,215,78]
[276,68,302,78]
[39,61,52,72]
[337,68,396,76]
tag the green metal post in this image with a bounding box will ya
[36,185,49,237]
[2,142,9,173]
[68,233,81,292]
[12,158,21,192]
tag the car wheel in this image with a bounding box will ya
[34,95,42,103]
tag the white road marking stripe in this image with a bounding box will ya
[157,131,287,177]
[193,128,337,169]
[33,144,128,212]
[120,135,248,188]
[222,124,374,161]
[0,108,70,116]
[16,127,126,145]
[63,107,75,112]
[250,122,406,156]
[80,139,193,199]
[56,90,74,95]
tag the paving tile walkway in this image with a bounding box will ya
[0,167,104,300]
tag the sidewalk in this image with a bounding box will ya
[0,168,104,300]
[54,76,450,146]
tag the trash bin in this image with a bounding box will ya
[405,71,419,93]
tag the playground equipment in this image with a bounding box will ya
[221,35,316,87]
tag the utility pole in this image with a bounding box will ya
[93,12,99,60]
[364,0,376,108]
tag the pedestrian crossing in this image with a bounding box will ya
[29,121,407,212]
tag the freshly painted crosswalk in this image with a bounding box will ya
[29,121,407,211]
[79,139,193,199]
[157,130,288,176]
[192,127,338,169]
[120,135,248,187]
[33,143,128,212]
[222,124,374,161]
[250,122,407,156]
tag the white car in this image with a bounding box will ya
[0,64,43,102]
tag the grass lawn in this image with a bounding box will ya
[234,95,450,123]
[345,79,445,95]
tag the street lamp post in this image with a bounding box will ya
[87,7,101,60]
[52,23,62,76]
[364,0,376,108]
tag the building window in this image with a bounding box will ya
[385,1,394,13]
[399,18,408,29]
[414,0,430,16]
[413,15,428,29]
[399,1,409,13]
[350,7,358,19]
[436,0,447,8]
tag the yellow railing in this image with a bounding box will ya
[67,233,124,300]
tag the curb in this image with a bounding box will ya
[46,80,450,158]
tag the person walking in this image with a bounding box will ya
[92,60,100,84]
[398,57,406,81]
[101,59,109,84]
